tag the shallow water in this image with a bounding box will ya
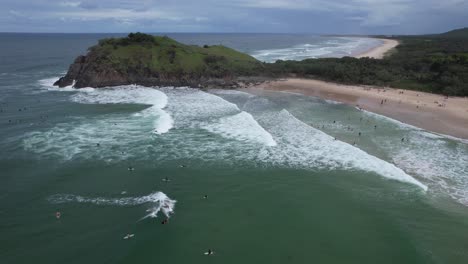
[1,33,468,264]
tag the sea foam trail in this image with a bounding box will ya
[24,82,174,160]
[260,109,427,190]
[388,130,468,205]
[166,89,426,190]
[38,78,173,134]
[164,87,276,146]
[48,192,176,219]
[70,85,174,134]
[203,111,277,146]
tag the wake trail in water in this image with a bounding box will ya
[48,191,176,219]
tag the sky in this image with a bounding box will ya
[1,0,468,34]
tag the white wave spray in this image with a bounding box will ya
[48,191,176,219]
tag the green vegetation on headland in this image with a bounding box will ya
[56,30,468,96]
[55,32,264,88]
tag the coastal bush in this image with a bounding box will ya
[265,36,468,96]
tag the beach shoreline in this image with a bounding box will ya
[249,78,468,140]
[355,38,399,59]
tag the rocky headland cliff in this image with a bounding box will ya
[55,33,267,89]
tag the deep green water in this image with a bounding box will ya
[1,33,468,264]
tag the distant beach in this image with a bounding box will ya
[251,78,468,139]
[355,38,399,59]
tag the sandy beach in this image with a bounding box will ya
[248,38,468,140]
[355,38,399,59]
[251,78,468,139]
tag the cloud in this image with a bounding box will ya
[1,0,467,33]
[59,1,81,8]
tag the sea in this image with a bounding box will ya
[1,33,468,264]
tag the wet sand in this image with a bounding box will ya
[251,78,468,139]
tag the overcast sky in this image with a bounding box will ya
[1,0,468,34]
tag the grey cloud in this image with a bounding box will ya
[0,0,467,33]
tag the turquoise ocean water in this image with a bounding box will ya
[1,33,468,264]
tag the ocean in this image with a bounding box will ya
[1,33,468,264]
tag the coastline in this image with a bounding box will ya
[249,78,468,140]
[355,38,399,59]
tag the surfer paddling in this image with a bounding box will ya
[205,249,214,255]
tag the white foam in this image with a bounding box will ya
[38,77,76,91]
[251,37,381,62]
[203,111,277,146]
[362,109,421,131]
[49,191,176,219]
[259,109,427,190]
[391,131,468,204]
[71,85,173,134]
[162,87,241,128]
[24,85,174,160]
[324,99,343,105]
[362,109,468,144]
[28,85,428,190]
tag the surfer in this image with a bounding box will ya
[55,211,61,219]
[358,132,361,136]
[162,177,170,182]
[161,219,168,225]
[401,137,405,142]
[205,249,214,255]
[128,166,135,171]
[203,195,208,199]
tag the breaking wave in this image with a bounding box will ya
[48,191,176,219]
[251,37,382,62]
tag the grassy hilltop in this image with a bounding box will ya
[55,32,264,88]
[95,33,262,77]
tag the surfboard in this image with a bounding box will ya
[123,234,134,239]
